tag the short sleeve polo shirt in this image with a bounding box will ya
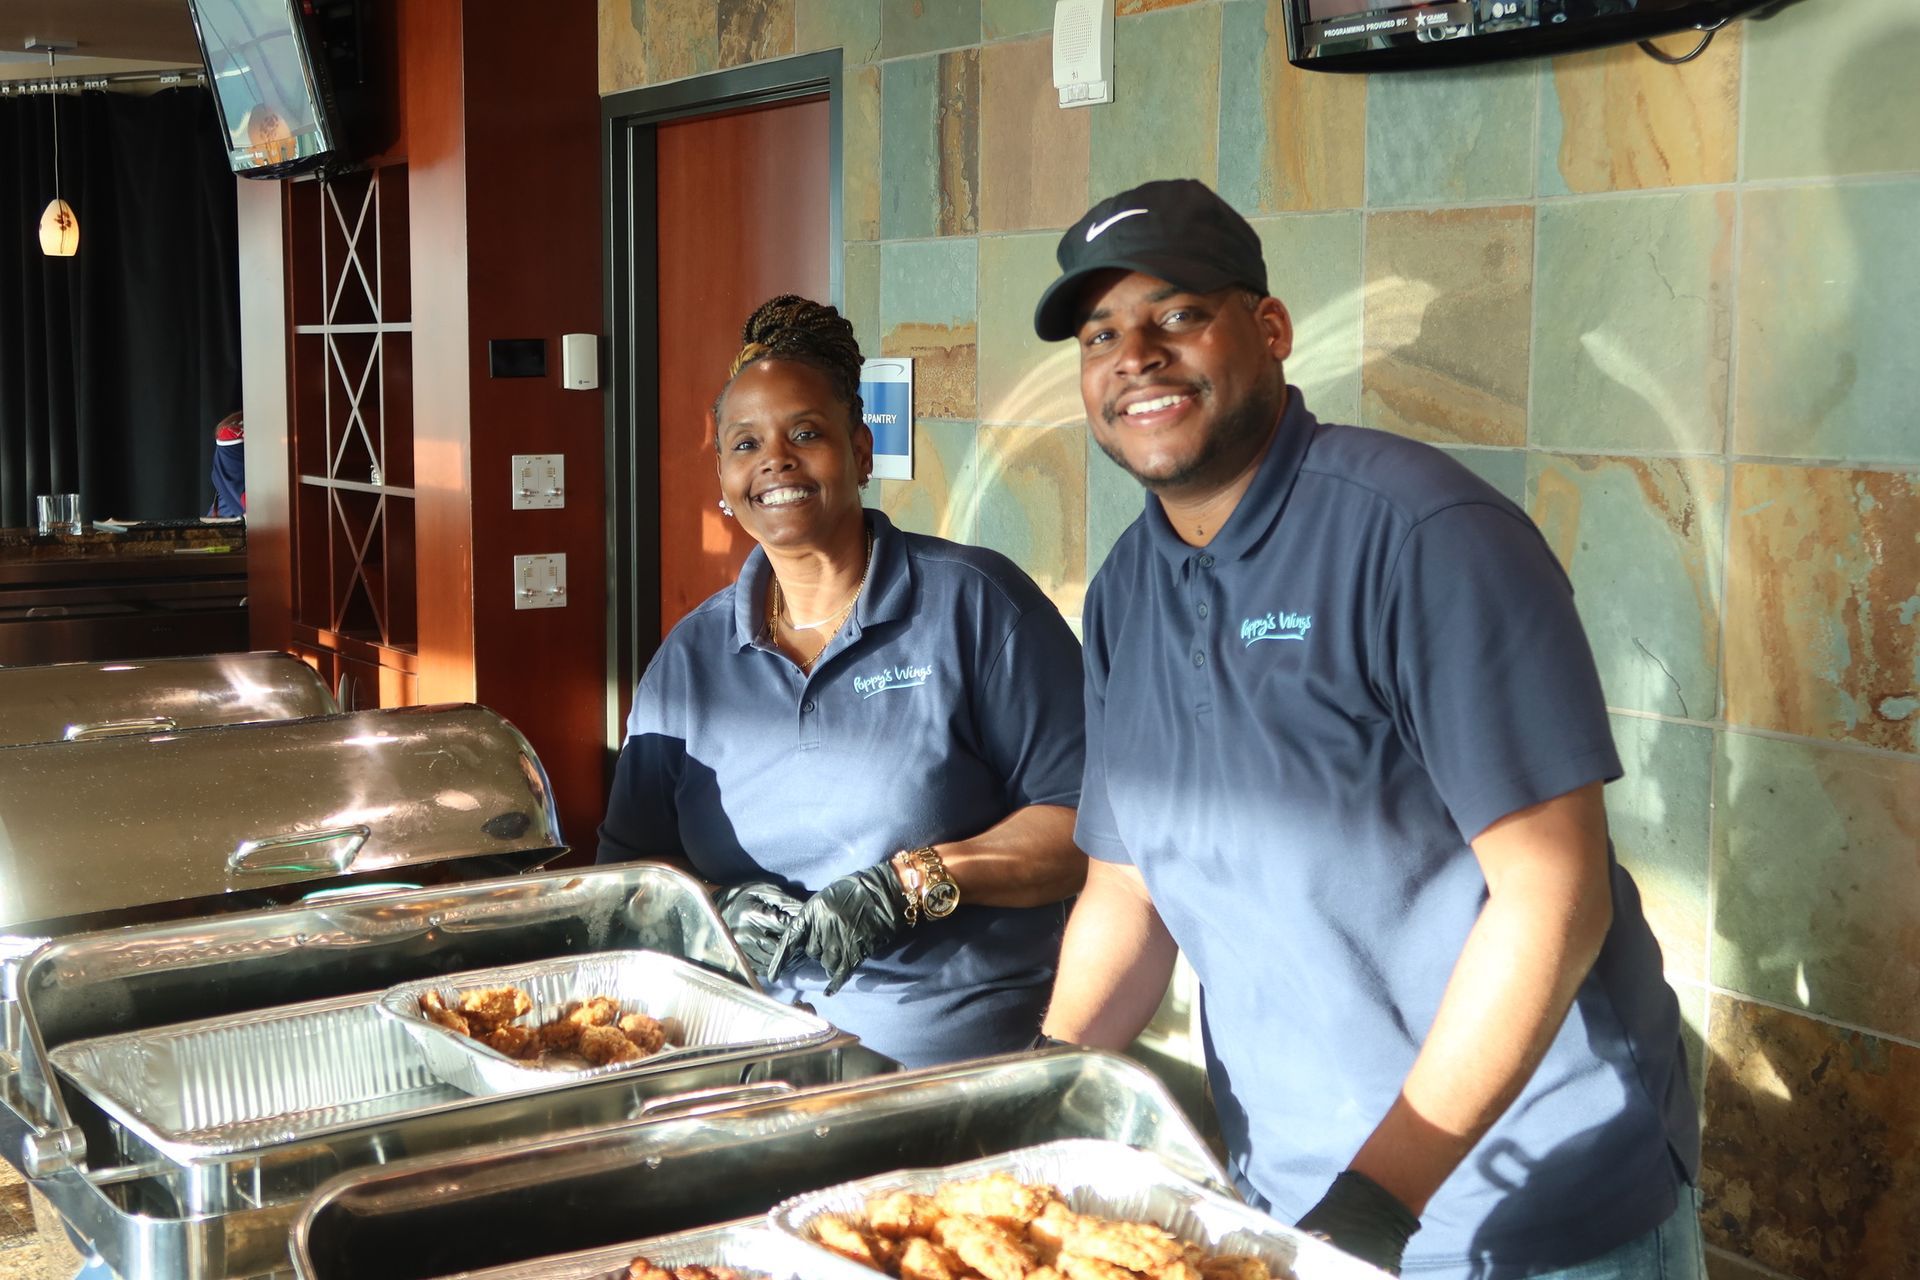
[599,510,1085,1069]
[1077,392,1697,1276]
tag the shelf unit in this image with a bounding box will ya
[285,165,417,709]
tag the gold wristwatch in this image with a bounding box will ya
[895,844,960,925]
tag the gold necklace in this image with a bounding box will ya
[765,532,873,672]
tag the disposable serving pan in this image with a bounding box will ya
[379,950,836,1097]
[48,993,459,1162]
[770,1138,1390,1280]
[433,1220,877,1280]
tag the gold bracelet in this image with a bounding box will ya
[893,848,924,926]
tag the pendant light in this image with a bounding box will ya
[37,48,78,257]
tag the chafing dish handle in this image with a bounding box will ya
[629,1080,796,1122]
[230,825,371,875]
[63,716,178,741]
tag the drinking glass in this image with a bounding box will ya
[35,493,81,536]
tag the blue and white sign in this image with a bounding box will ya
[859,358,913,481]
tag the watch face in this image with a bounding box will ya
[923,879,960,918]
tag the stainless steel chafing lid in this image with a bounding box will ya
[0,703,562,933]
[0,651,337,748]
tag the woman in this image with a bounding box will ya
[597,296,1087,1068]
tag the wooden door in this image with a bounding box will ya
[652,97,831,636]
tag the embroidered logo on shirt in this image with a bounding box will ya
[1240,612,1312,646]
[853,663,934,698]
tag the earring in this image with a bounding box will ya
[718,498,735,517]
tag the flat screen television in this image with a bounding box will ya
[1286,0,1783,71]
[187,0,377,178]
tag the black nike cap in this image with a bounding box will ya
[1033,178,1269,342]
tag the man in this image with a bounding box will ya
[1034,179,1700,1279]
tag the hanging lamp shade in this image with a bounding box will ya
[39,198,79,256]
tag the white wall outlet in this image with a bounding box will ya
[1053,0,1114,108]
[511,454,565,510]
[513,553,567,609]
[561,333,599,390]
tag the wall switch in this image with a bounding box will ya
[511,454,565,510]
[513,553,567,609]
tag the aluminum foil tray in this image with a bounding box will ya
[48,993,459,1161]
[435,1220,876,1280]
[771,1139,1390,1280]
[380,951,835,1097]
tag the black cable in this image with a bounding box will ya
[1638,22,1724,65]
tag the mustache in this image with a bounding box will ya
[1102,378,1209,425]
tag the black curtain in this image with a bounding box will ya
[0,87,240,527]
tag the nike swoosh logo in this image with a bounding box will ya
[1085,208,1147,242]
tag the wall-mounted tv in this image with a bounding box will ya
[1286,0,1782,72]
[187,0,378,178]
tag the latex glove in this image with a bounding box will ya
[766,861,909,995]
[1295,1171,1421,1276]
[713,881,803,980]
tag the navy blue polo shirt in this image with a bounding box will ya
[599,510,1084,1069]
[1077,392,1697,1276]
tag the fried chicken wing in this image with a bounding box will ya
[418,990,470,1036]
[580,1022,644,1065]
[933,1215,1041,1280]
[456,985,532,1031]
[813,1213,894,1270]
[867,1189,942,1239]
[479,1023,537,1059]
[934,1173,1057,1229]
[626,1260,675,1280]
[1062,1216,1184,1274]
[620,1011,669,1054]
[1198,1257,1270,1280]
[899,1236,968,1280]
[1026,1199,1080,1261]
[1056,1255,1139,1280]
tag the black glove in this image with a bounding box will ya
[713,880,803,980]
[766,861,909,995]
[1295,1171,1421,1276]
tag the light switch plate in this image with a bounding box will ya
[513,553,567,609]
[511,454,565,510]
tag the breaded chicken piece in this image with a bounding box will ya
[1026,1199,1081,1261]
[626,1260,675,1280]
[1063,1216,1184,1274]
[812,1213,894,1270]
[419,990,471,1036]
[867,1189,942,1239]
[898,1236,967,1280]
[580,1022,644,1065]
[456,985,531,1031]
[620,1010,669,1054]
[480,1023,537,1059]
[1057,1255,1138,1280]
[1198,1257,1270,1280]
[569,995,622,1027]
[932,1215,1041,1280]
[934,1172,1057,1229]
[1157,1259,1205,1280]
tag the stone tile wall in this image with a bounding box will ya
[602,1,1920,1273]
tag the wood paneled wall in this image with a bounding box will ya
[241,1,608,854]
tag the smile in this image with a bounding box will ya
[1124,393,1192,417]
[755,486,815,507]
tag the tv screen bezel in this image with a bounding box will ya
[1283,0,1772,72]
[187,0,342,179]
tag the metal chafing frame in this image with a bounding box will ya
[2,864,895,1280]
[290,1049,1233,1280]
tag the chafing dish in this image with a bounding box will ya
[0,702,561,951]
[382,952,834,1095]
[0,650,336,747]
[773,1138,1387,1280]
[291,1049,1226,1280]
[5,864,889,1280]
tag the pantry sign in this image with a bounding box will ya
[859,358,913,481]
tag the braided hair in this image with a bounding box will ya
[714,295,866,446]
